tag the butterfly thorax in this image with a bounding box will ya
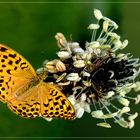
[37,71,48,81]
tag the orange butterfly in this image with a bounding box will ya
[0,44,75,120]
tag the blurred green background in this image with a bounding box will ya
[0,0,139,139]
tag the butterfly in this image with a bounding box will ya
[0,44,75,120]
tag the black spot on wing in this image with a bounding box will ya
[20,62,29,70]
[14,67,17,70]
[44,103,49,107]
[9,53,16,58]
[8,60,13,65]
[55,95,62,100]
[61,99,66,105]
[2,64,6,68]
[20,62,27,67]
[15,57,21,64]
[0,79,4,83]
[0,47,8,52]
[6,70,11,75]
[3,55,8,59]
[1,59,5,62]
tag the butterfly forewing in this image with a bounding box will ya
[0,44,37,102]
[0,44,37,77]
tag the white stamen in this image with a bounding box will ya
[96,122,111,128]
[43,117,53,122]
[76,107,85,118]
[66,73,81,82]
[68,95,76,105]
[74,103,85,118]
[72,47,85,54]
[134,81,140,92]
[99,45,111,49]
[82,71,90,77]
[109,20,118,29]
[103,91,115,99]
[55,33,67,48]
[108,71,114,79]
[119,107,130,114]
[128,120,135,129]
[80,93,86,101]
[88,24,100,30]
[45,65,57,73]
[122,40,128,49]
[117,53,128,60]
[70,42,80,48]
[101,111,119,119]
[97,38,107,44]
[118,97,130,106]
[115,118,128,128]
[135,95,140,104]
[108,32,120,40]
[81,52,92,60]
[91,110,104,118]
[88,41,100,48]
[70,42,85,54]
[58,81,70,86]
[93,48,101,55]
[118,90,127,97]
[113,40,123,51]
[56,60,66,72]
[103,16,118,29]
[56,73,67,82]
[128,112,138,121]
[57,51,71,59]
[82,80,91,87]
[73,60,85,68]
[94,9,103,20]
[103,20,109,32]
[84,103,91,113]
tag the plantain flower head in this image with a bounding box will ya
[37,9,140,129]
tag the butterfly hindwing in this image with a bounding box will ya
[40,82,75,120]
[7,83,41,118]
[7,82,75,120]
